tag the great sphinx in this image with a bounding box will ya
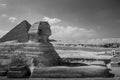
[0,20,113,78]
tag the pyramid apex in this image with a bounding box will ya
[23,20,28,22]
[21,20,30,24]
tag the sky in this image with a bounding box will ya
[0,0,120,41]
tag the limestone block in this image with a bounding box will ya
[0,68,7,76]
[31,66,110,78]
[7,65,31,78]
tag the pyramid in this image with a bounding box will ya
[0,20,31,42]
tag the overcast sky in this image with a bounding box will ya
[0,0,120,41]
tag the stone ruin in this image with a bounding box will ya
[0,20,114,78]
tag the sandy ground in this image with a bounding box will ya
[0,78,120,80]
[54,46,120,52]
[56,50,112,59]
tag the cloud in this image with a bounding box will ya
[1,14,8,17]
[0,4,7,7]
[0,30,8,38]
[50,25,97,40]
[1,14,18,23]
[8,17,17,23]
[43,16,61,24]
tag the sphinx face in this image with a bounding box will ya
[38,22,51,36]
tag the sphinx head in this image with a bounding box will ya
[28,21,51,43]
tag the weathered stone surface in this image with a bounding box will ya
[7,70,28,78]
[28,21,51,43]
[7,65,31,78]
[0,68,7,76]
[0,20,31,42]
[0,42,61,67]
[31,66,110,78]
